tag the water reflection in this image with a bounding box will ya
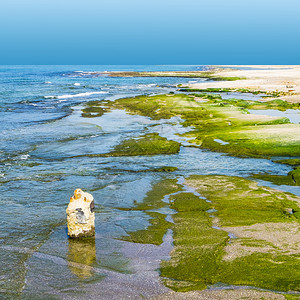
[67,238,96,279]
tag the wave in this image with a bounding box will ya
[19,154,30,160]
[44,91,108,99]
[140,84,156,87]
[66,71,105,78]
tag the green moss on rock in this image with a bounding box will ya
[107,71,245,81]
[186,175,299,226]
[252,173,298,186]
[122,212,172,245]
[119,178,182,245]
[160,175,300,292]
[107,133,181,157]
[135,178,182,211]
[81,100,108,118]
[160,192,229,291]
[273,159,300,166]
[102,93,300,158]
[289,167,300,184]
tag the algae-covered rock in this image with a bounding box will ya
[66,189,95,238]
[102,93,300,158]
[160,175,300,292]
[289,167,300,184]
[108,133,181,156]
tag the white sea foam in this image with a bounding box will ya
[20,154,30,160]
[45,81,52,84]
[44,91,108,99]
[74,71,93,74]
[137,84,156,88]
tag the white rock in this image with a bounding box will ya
[66,189,95,238]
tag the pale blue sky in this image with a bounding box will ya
[0,0,299,64]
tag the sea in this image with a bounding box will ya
[0,65,297,299]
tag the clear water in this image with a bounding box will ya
[0,66,296,298]
[249,109,300,124]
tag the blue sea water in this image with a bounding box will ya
[0,66,296,298]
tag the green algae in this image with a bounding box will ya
[252,173,298,186]
[169,192,210,212]
[102,93,300,158]
[68,133,181,159]
[199,124,300,158]
[81,107,105,118]
[134,178,182,211]
[125,166,178,173]
[218,253,300,292]
[186,175,299,226]
[119,178,182,245]
[147,166,178,172]
[273,159,300,166]
[239,238,278,248]
[290,167,300,184]
[252,164,300,187]
[102,166,178,174]
[107,71,245,81]
[109,133,181,157]
[122,212,171,245]
[179,87,293,98]
[285,295,300,300]
[160,175,300,292]
[210,76,245,81]
[192,93,222,100]
[105,94,199,120]
[179,87,233,93]
[115,174,300,292]
[18,162,42,167]
[209,97,299,111]
[160,191,229,291]
[105,93,289,129]
[81,100,108,118]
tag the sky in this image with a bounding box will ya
[0,0,300,64]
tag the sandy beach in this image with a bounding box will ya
[188,65,300,103]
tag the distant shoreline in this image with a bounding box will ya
[104,65,300,103]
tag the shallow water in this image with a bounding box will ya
[184,91,265,101]
[0,65,296,298]
[249,108,300,123]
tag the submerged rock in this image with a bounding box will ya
[66,189,95,238]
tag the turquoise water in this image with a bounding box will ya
[0,66,296,299]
